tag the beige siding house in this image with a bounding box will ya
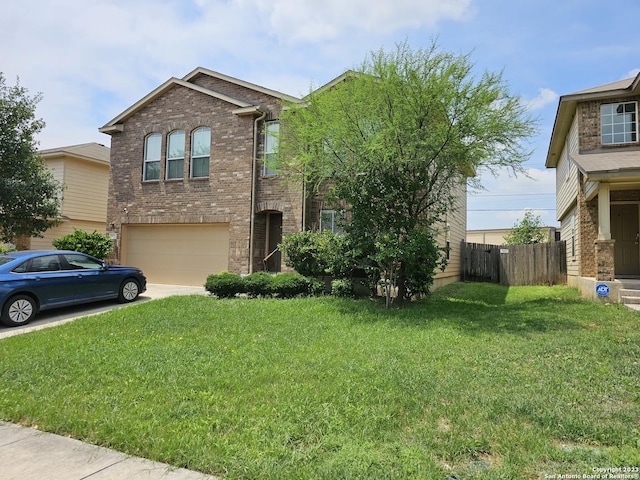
[26,143,110,250]
[99,68,466,287]
[436,183,467,288]
[546,73,640,301]
[466,227,558,245]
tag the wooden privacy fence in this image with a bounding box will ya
[461,240,567,286]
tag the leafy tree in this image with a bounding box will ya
[503,211,547,245]
[52,228,114,259]
[0,73,61,243]
[279,41,537,306]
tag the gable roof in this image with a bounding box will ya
[99,77,259,134]
[39,142,110,165]
[183,67,302,104]
[99,69,303,135]
[305,70,359,97]
[545,72,640,168]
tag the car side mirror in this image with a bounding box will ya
[100,262,110,271]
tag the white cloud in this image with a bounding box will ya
[248,0,474,43]
[3,0,478,149]
[0,1,272,148]
[526,88,559,111]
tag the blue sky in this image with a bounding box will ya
[2,0,639,230]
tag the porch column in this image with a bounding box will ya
[595,183,615,281]
[598,182,611,240]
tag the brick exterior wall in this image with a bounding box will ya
[611,190,640,202]
[595,239,615,281]
[106,74,304,274]
[578,96,640,152]
[577,179,598,277]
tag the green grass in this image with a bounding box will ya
[0,282,639,479]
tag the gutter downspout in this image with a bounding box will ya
[249,109,267,274]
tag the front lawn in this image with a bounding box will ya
[0,283,638,479]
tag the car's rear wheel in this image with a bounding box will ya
[1,295,37,327]
[118,279,140,303]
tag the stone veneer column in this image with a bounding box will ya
[577,181,598,277]
[595,239,615,281]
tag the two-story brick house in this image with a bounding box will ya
[100,68,466,287]
[546,72,640,299]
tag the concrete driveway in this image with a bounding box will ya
[0,284,208,339]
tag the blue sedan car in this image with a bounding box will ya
[0,250,146,327]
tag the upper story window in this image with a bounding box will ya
[601,101,637,145]
[191,127,211,178]
[320,209,344,234]
[166,130,185,179]
[143,133,161,181]
[264,121,279,176]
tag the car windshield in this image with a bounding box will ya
[0,256,17,266]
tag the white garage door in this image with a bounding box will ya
[123,224,229,286]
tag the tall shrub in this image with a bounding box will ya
[280,230,357,278]
[52,228,113,259]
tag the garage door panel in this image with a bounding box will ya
[124,224,229,286]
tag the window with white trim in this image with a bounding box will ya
[143,133,161,181]
[264,121,279,176]
[166,130,185,179]
[191,127,211,178]
[601,101,637,145]
[320,209,344,234]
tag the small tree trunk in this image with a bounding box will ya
[396,262,407,307]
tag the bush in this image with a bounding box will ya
[244,272,273,298]
[331,278,355,298]
[204,272,246,298]
[205,271,330,300]
[0,244,15,254]
[280,230,360,279]
[279,230,329,277]
[307,277,327,296]
[52,228,113,259]
[270,273,312,298]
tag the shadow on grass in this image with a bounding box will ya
[336,282,588,336]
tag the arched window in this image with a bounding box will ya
[191,127,211,178]
[166,130,185,179]
[143,133,161,181]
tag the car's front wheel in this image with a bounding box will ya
[118,279,140,303]
[1,294,37,327]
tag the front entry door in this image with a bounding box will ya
[611,204,640,276]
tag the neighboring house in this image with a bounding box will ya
[99,68,466,287]
[546,72,640,299]
[466,227,558,245]
[23,143,110,250]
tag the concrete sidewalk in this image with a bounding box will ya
[0,422,218,480]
